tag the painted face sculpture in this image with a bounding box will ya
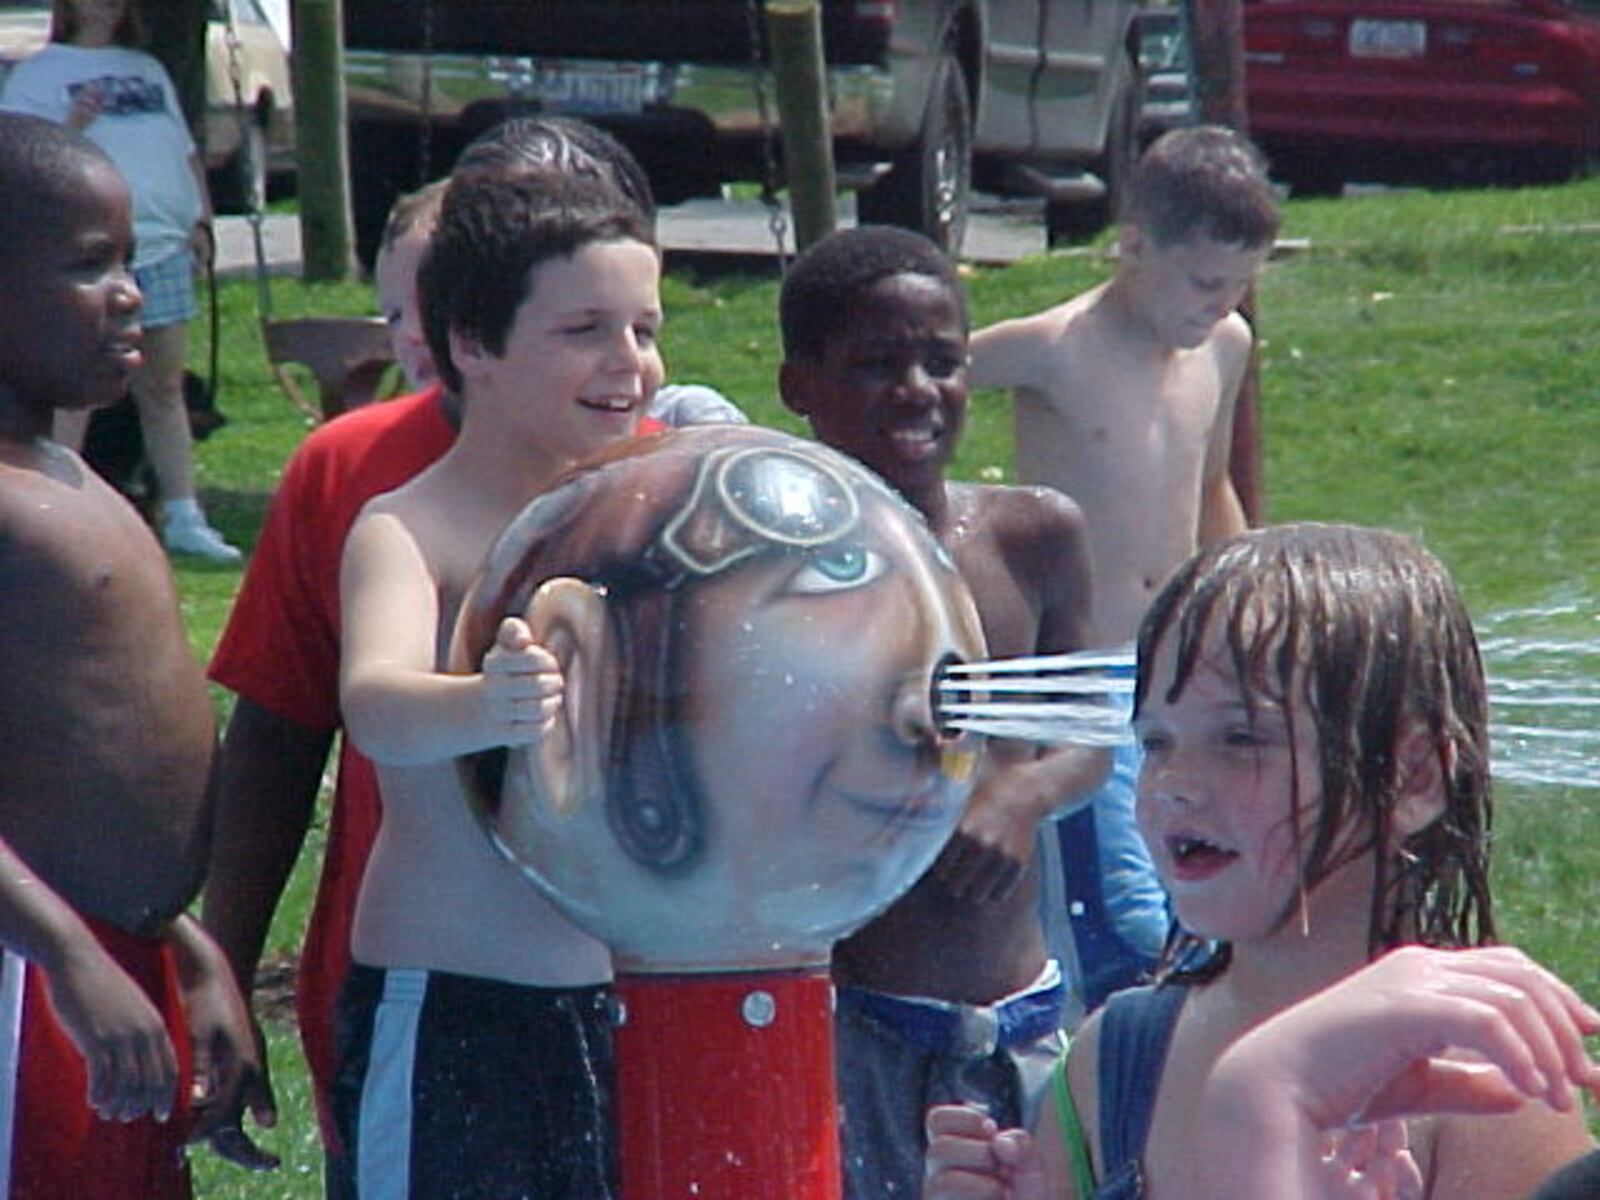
[450,425,986,972]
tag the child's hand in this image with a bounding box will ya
[932,776,1038,905]
[65,83,103,131]
[479,616,563,746]
[1275,946,1600,1128]
[1320,1119,1423,1200]
[44,943,179,1124]
[923,1104,1047,1200]
[169,917,280,1172]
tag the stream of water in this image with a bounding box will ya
[938,602,1598,792]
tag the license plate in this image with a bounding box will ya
[533,63,645,115]
[1349,18,1426,58]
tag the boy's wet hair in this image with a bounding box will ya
[455,115,656,219]
[1126,125,1280,250]
[379,178,449,256]
[778,225,967,362]
[418,169,655,393]
[1135,523,1495,982]
[0,113,119,251]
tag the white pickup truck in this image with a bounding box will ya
[343,0,1141,262]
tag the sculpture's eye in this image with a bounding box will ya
[788,545,885,594]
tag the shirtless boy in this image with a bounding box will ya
[970,124,1279,648]
[331,168,661,1196]
[971,126,1279,996]
[0,112,255,1198]
[779,225,1104,1198]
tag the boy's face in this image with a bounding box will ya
[0,159,141,419]
[456,237,663,464]
[1121,227,1270,350]
[783,271,968,494]
[375,221,437,391]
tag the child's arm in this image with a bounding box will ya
[933,491,1108,903]
[1194,946,1600,1200]
[969,314,1053,394]
[1197,314,1252,542]
[165,914,280,1171]
[339,510,564,766]
[0,836,179,1123]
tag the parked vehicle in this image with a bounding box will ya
[1243,0,1600,194]
[1135,3,1193,144]
[341,0,1142,264]
[0,0,294,212]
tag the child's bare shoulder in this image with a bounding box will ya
[973,482,1088,560]
[972,288,1103,388]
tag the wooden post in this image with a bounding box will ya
[765,1,838,253]
[289,0,356,281]
[1184,0,1264,526]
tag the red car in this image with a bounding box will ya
[1243,0,1600,194]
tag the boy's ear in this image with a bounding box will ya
[448,326,489,384]
[778,358,816,419]
[1391,721,1449,841]
[511,577,614,820]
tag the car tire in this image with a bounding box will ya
[1047,51,1141,246]
[212,118,267,215]
[857,50,972,255]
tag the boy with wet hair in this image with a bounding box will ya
[972,124,1280,649]
[970,124,1279,1000]
[778,224,1106,1198]
[332,167,662,1197]
[0,111,256,1197]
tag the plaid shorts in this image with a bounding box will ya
[134,249,196,329]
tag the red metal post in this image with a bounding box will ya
[615,968,842,1200]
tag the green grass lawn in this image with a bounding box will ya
[184,178,1599,1194]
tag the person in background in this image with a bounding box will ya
[971,125,1285,1009]
[1,0,240,562]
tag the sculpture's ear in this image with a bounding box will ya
[519,577,614,817]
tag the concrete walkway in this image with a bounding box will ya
[213,193,1058,280]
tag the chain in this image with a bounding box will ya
[417,0,436,188]
[744,0,790,270]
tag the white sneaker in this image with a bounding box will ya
[163,517,242,564]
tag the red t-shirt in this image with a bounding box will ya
[208,391,666,1147]
[208,387,456,1143]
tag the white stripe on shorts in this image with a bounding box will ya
[356,968,429,1200]
[0,950,27,1199]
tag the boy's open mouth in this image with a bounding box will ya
[579,395,637,413]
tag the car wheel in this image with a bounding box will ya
[857,50,972,255]
[1047,52,1141,246]
[212,119,267,214]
